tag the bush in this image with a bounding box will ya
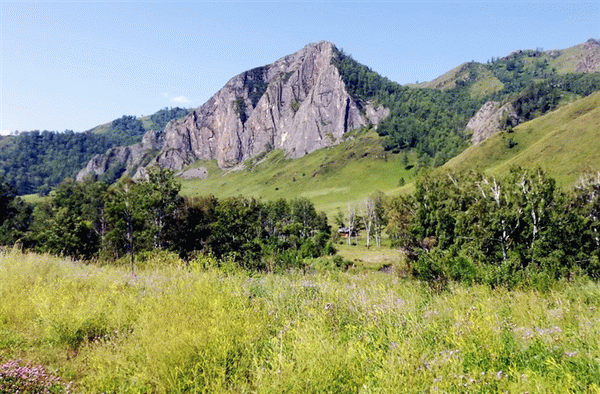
[413,249,449,291]
[188,253,218,271]
[333,255,352,270]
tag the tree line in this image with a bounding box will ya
[386,167,600,289]
[0,166,334,273]
[3,164,600,287]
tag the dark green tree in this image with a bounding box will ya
[0,175,33,245]
[32,178,102,259]
[569,172,600,277]
[136,165,182,250]
[0,175,17,225]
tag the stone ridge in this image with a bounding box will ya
[76,130,163,181]
[77,41,388,181]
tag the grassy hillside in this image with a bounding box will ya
[179,130,417,216]
[548,39,600,74]
[412,62,504,98]
[444,91,600,187]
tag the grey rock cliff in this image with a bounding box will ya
[155,41,381,170]
[76,130,162,181]
[77,41,387,181]
[468,101,518,144]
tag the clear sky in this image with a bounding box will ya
[1,1,598,134]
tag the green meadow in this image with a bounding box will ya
[2,249,600,393]
[179,131,418,217]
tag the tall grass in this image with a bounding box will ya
[1,249,600,392]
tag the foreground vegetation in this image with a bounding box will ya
[2,250,600,393]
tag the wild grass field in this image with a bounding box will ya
[2,249,600,393]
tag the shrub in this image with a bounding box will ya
[333,255,352,270]
[188,253,219,271]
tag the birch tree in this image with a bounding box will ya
[346,203,357,245]
[371,191,387,247]
[105,177,143,276]
[363,197,375,248]
[137,165,182,250]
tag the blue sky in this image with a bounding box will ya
[1,1,598,134]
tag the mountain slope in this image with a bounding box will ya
[443,90,600,187]
[176,89,600,217]
[76,39,600,185]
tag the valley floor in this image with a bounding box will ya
[1,249,600,393]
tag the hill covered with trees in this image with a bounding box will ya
[0,107,189,195]
[332,40,600,167]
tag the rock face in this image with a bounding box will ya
[77,41,387,181]
[467,101,518,144]
[575,39,600,73]
[76,130,163,181]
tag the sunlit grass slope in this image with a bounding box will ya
[412,62,505,98]
[179,130,417,216]
[412,40,600,94]
[3,250,600,393]
[444,91,600,187]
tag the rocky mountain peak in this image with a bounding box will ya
[575,39,600,73]
[155,41,384,171]
[78,41,387,181]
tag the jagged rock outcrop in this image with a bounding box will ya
[467,101,518,144]
[76,130,162,181]
[155,41,384,169]
[77,41,387,181]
